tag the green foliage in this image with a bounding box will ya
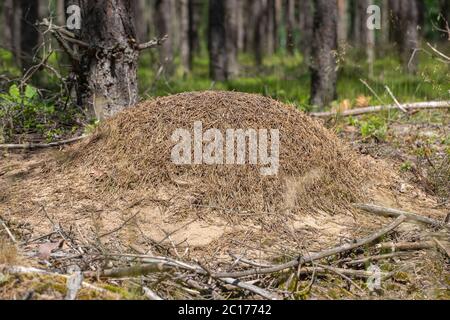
[359,116,388,141]
[400,161,413,172]
[0,84,81,142]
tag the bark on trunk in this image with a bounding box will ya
[225,0,239,77]
[155,0,174,75]
[132,0,148,43]
[78,0,139,120]
[310,0,338,109]
[266,0,276,55]
[337,0,349,45]
[298,0,313,59]
[208,0,227,81]
[20,0,39,72]
[285,0,295,54]
[236,0,245,51]
[180,0,191,74]
[441,0,450,27]
[391,0,420,73]
[55,0,66,26]
[254,0,268,65]
[400,0,420,74]
[380,0,390,47]
[188,0,202,59]
[358,0,375,76]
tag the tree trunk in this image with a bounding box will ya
[236,0,245,51]
[274,0,282,53]
[441,0,450,28]
[180,0,190,74]
[132,0,148,43]
[266,0,276,55]
[188,0,202,60]
[254,0,268,65]
[55,0,67,26]
[358,0,375,76]
[394,0,420,73]
[155,0,174,75]
[380,0,390,47]
[298,0,313,59]
[77,0,139,120]
[20,0,40,72]
[401,0,420,73]
[208,0,227,81]
[310,0,338,109]
[225,0,239,77]
[337,0,349,45]
[1,0,15,52]
[285,0,295,54]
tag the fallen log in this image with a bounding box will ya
[354,204,449,230]
[310,101,450,118]
[0,136,87,150]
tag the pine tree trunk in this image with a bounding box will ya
[155,0,174,75]
[56,0,66,26]
[209,0,227,81]
[310,0,338,109]
[441,0,450,28]
[380,0,390,47]
[20,0,39,72]
[180,0,190,74]
[337,0,349,45]
[132,0,148,43]
[274,0,283,53]
[1,0,15,52]
[266,0,276,55]
[286,0,295,54]
[358,0,375,76]
[400,0,420,73]
[298,0,313,59]
[254,0,268,65]
[391,0,420,73]
[236,0,245,51]
[188,0,202,69]
[225,0,239,77]
[77,0,139,120]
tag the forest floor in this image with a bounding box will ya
[0,97,448,300]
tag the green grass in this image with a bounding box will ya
[138,44,450,111]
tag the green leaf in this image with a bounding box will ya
[8,84,20,99]
[24,85,38,100]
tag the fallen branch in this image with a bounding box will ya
[211,215,407,279]
[354,204,450,230]
[2,266,108,294]
[0,136,87,150]
[376,241,435,251]
[219,278,281,300]
[84,262,176,279]
[0,217,17,243]
[310,101,450,118]
[385,86,408,113]
[433,238,450,258]
[427,42,450,61]
[344,252,413,266]
[143,287,163,300]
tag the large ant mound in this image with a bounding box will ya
[68,91,370,218]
